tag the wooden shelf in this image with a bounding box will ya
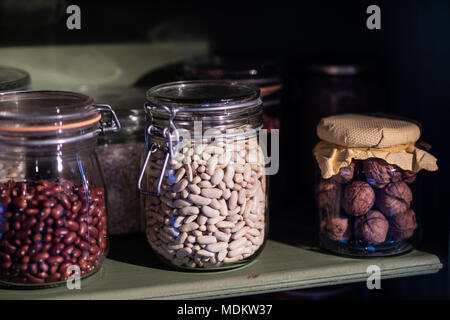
[0,237,442,300]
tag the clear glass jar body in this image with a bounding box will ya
[141,80,268,270]
[0,90,120,288]
[97,132,145,235]
[316,158,420,257]
[0,141,108,287]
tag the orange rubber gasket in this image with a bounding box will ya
[260,83,283,97]
[0,114,101,133]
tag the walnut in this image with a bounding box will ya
[342,181,375,216]
[363,158,403,189]
[332,162,357,184]
[376,181,413,217]
[355,210,389,245]
[321,216,352,241]
[389,208,417,240]
[316,180,341,218]
[402,170,416,184]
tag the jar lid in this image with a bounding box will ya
[147,80,261,115]
[146,80,263,135]
[317,114,421,149]
[0,91,120,145]
[0,66,30,92]
[183,56,283,96]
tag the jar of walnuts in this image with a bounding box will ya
[313,114,438,256]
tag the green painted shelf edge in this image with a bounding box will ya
[0,240,442,300]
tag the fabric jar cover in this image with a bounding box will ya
[313,114,438,179]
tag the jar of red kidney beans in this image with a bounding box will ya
[313,114,438,257]
[0,90,120,288]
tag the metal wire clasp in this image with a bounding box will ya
[137,102,179,197]
[93,104,121,133]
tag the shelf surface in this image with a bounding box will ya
[0,238,442,300]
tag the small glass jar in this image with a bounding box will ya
[0,90,120,288]
[0,66,31,92]
[139,80,268,270]
[93,87,147,235]
[183,56,283,131]
[313,114,438,257]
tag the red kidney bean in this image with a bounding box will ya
[13,221,21,231]
[39,261,49,273]
[28,262,38,274]
[11,238,21,248]
[0,221,9,233]
[55,228,69,237]
[55,218,65,228]
[44,226,54,234]
[72,248,81,258]
[32,233,42,243]
[24,271,45,283]
[17,245,29,257]
[60,195,71,210]
[64,232,77,245]
[98,236,107,250]
[21,256,30,264]
[79,241,89,251]
[79,222,88,237]
[51,205,64,219]
[25,208,39,216]
[43,233,52,243]
[49,264,59,275]
[59,262,72,276]
[23,217,37,230]
[32,252,49,262]
[47,272,61,282]
[12,197,27,210]
[29,200,39,208]
[89,245,100,256]
[37,272,48,279]
[13,263,28,272]
[0,252,11,262]
[47,255,64,266]
[50,243,65,256]
[17,229,31,240]
[39,208,51,220]
[33,221,45,233]
[66,220,79,232]
[42,242,52,253]
[0,240,16,254]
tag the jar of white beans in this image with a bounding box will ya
[138,80,268,270]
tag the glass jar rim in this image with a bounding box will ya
[0,66,30,92]
[146,80,261,114]
[0,90,120,145]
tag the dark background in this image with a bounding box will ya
[1,0,449,299]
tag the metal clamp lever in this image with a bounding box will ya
[137,142,170,197]
[94,104,121,134]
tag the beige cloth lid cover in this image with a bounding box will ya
[314,114,438,179]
